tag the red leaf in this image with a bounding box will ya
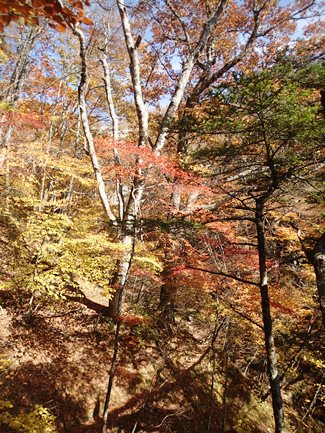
[31,0,43,7]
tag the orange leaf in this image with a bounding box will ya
[82,16,93,25]
[55,23,66,32]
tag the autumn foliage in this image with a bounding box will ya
[0,1,324,433]
[0,0,91,31]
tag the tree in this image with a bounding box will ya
[186,62,324,433]
[142,0,323,326]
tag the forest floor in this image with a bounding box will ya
[0,298,324,433]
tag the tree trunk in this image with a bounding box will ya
[107,224,134,319]
[117,0,148,149]
[158,238,180,327]
[159,283,176,325]
[116,0,230,324]
[255,199,286,433]
[73,25,117,226]
[100,49,125,222]
[311,232,325,328]
[102,319,121,432]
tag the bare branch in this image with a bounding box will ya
[186,265,259,287]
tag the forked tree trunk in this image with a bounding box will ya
[73,24,132,325]
[256,199,285,433]
[73,25,117,226]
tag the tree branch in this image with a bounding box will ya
[186,265,259,287]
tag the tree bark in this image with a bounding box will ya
[100,49,125,222]
[102,319,121,433]
[255,199,286,433]
[107,225,134,318]
[311,232,325,328]
[117,0,148,149]
[100,52,119,143]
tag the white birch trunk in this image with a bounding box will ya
[100,53,119,143]
[73,25,117,226]
[117,0,148,149]
[100,50,125,221]
[184,191,199,212]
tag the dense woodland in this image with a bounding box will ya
[0,1,324,432]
